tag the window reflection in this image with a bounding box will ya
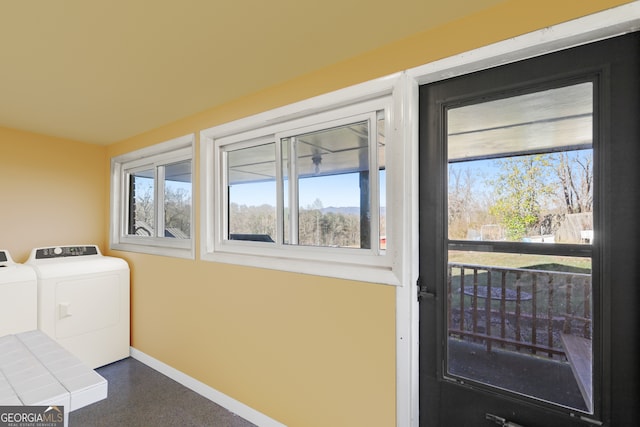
[163,161,192,239]
[447,84,593,245]
[283,121,371,249]
[223,115,386,250]
[227,143,277,242]
[128,170,155,236]
[446,82,594,413]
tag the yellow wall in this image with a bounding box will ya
[105,1,632,426]
[122,254,396,426]
[0,126,106,262]
[0,1,630,427]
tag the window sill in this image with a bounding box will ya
[201,247,399,285]
[111,242,194,260]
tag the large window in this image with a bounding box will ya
[447,83,593,245]
[225,115,384,249]
[444,82,595,412]
[111,134,194,258]
[201,86,403,284]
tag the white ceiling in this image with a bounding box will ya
[448,83,593,161]
[0,0,504,145]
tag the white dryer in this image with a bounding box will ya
[26,245,130,369]
[0,249,37,336]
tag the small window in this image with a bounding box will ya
[222,115,383,249]
[447,83,593,245]
[201,86,401,284]
[279,116,383,249]
[227,142,278,241]
[222,114,383,249]
[111,134,194,258]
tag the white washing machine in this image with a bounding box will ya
[0,249,37,336]
[26,245,130,369]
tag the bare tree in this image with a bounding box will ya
[554,151,592,214]
[448,165,479,239]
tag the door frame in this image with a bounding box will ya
[397,4,640,426]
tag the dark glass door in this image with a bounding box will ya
[419,33,640,426]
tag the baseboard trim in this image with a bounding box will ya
[130,347,287,427]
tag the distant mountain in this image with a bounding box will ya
[320,206,386,216]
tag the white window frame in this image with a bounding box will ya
[110,134,195,259]
[201,75,407,285]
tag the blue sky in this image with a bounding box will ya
[230,172,387,208]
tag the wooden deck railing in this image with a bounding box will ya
[448,263,592,358]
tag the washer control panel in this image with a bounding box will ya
[34,245,99,259]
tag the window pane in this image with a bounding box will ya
[227,143,277,242]
[286,121,371,249]
[445,82,595,413]
[447,83,593,244]
[128,169,155,236]
[164,161,191,239]
[447,250,592,412]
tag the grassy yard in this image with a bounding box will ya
[449,250,591,273]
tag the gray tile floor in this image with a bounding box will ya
[69,358,257,427]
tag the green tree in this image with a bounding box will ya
[489,155,553,240]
